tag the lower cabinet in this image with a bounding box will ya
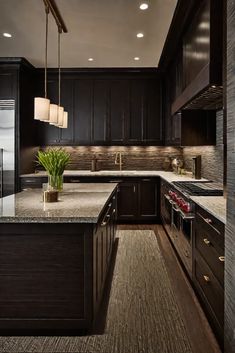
[93,193,117,314]
[116,178,159,222]
[138,179,159,220]
[117,182,138,221]
[193,205,225,347]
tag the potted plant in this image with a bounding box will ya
[37,148,70,191]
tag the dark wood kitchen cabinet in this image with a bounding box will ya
[117,178,160,222]
[193,204,225,347]
[93,80,109,144]
[138,178,158,220]
[35,72,163,146]
[172,0,223,113]
[109,80,129,143]
[74,79,93,144]
[117,182,138,221]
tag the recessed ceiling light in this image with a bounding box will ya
[134,57,140,61]
[3,32,12,38]
[140,3,149,10]
[137,33,144,38]
[88,58,94,61]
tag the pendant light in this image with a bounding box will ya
[34,5,50,121]
[51,27,68,128]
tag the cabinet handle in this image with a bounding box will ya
[184,250,190,258]
[218,256,225,262]
[133,185,136,193]
[142,178,151,181]
[112,208,116,214]
[101,215,110,227]
[203,275,210,283]
[203,238,211,246]
[109,180,123,183]
[205,218,212,224]
[69,179,80,183]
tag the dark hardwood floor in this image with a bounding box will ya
[118,224,222,353]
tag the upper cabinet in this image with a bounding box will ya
[172,0,223,113]
[35,72,163,146]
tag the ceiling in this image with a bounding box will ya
[0,0,177,68]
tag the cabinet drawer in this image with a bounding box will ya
[20,177,46,189]
[194,254,224,327]
[196,207,224,247]
[195,227,224,286]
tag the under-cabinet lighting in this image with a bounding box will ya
[137,33,144,38]
[139,3,149,10]
[134,57,140,61]
[88,58,94,61]
[3,32,12,38]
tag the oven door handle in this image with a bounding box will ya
[179,210,194,220]
[172,204,180,212]
[164,194,175,205]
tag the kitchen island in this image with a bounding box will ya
[0,183,117,333]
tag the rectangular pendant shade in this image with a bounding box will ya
[34,97,50,121]
[49,104,59,124]
[57,106,64,126]
[61,111,68,128]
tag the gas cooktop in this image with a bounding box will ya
[172,181,224,196]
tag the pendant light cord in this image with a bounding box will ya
[45,5,49,98]
[58,28,61,106]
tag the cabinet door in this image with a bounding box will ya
[144,80,162,144]
[60,79,74,144]
[92,80,109,144]
[74,79,92,144]
[117,182,138,221]
[138,179,159,220]
[109,80,129,143]
[171,112,181,145]
[127,80,145,143]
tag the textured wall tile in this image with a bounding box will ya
[182,111,224,183]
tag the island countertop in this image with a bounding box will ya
[0,183,117,224]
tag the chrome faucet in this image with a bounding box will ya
[114,152,123,171]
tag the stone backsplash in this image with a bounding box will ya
[39,146,182,171]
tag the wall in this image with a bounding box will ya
[39,146,182,171]
[182,110,224,183]
[225,1,235,352]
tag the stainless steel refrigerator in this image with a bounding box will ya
[0,99,15,198]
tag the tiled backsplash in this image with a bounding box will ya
[40,146,182,171]
[182,110,224,184]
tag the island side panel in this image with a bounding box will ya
[0,223,94,331]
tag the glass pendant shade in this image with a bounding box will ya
[49,104,59,124]
[34,97,50,121]
[61,111,68,128]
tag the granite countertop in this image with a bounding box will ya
[191,196,226,224]
[20,170,227,223]
[21,170,208,183]
[0,183,117,224]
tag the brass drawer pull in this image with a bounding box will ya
[205,218,212,224]
[203,275,210,283]
[203,238,211,246]
[219,256,225,262]
[101,215,110,227]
